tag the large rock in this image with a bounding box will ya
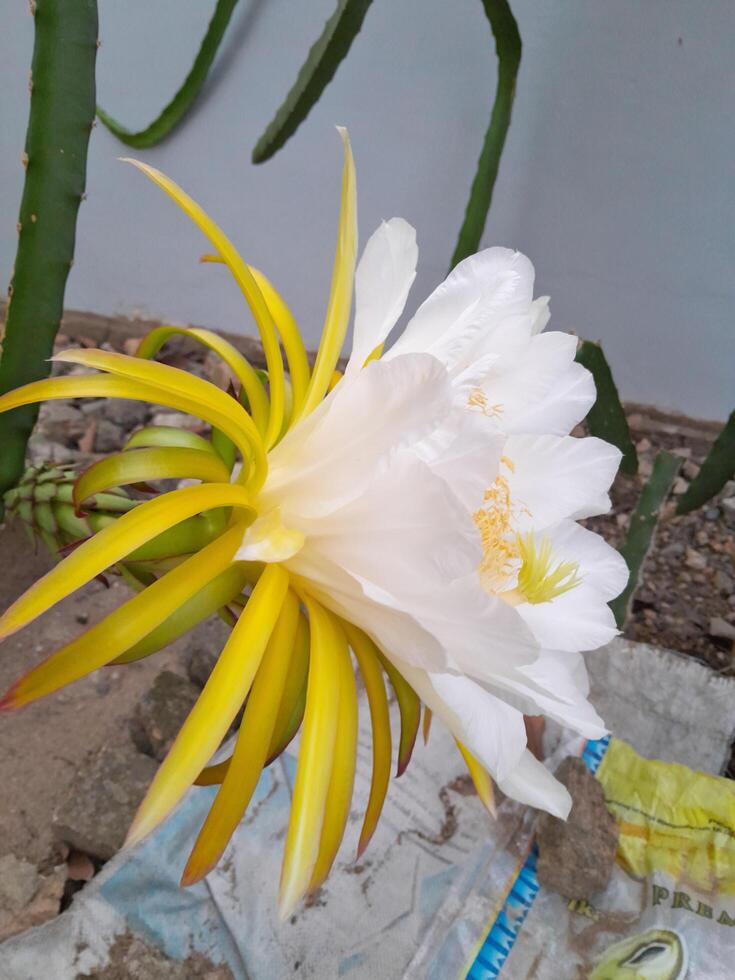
[0,854,66,942]
[535,756,619,899]
[129,670,199,762]
[52,741,158,861]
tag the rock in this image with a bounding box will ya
[638,457,653,479]
[535,757,619,900]
[27,435,77,465]
[151,411,201,430]
[78,932,234,979]
[682,459,700,480]
[37,402,88,444]
[53,740,158,861]
[685,547,707,571]
[93,418,124,454]
[704,507,721,521]
[709,617,735,642]
[186,644,219,689]
[102,398,148,430]
[129,671,199,762]
[0,854,66,942]
[714,569,734,595]
[672,476,690,495]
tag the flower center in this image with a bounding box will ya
[515,533,581,604]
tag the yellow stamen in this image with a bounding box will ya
[474,471,518,592]
[515,534,582,604]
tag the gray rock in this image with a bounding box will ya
[102,398,148,430]
[27,435,77,465]
[53,740,158,860]
[684,546,707,570]
[0,854,66,942]
[709,617,735,642]
[37,401,87,444]
[93,418,124,454]
[129,670,199,762]
[535,756,619,900]
[186,645,220,689]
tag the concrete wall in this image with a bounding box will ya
[1,0,732,419]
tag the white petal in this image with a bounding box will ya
[518,583,619,653]
[413,407,504,511]
[346,218,418,375]
[491,649,606,738]
[387,247,536,373]
[514,521,628,652]
[287,547,448,671]
[478,331,594,437]
[506,433,621,531]
[265,354,452,518]
[496,749,572,818]
[391,659,528,782]
[544,520,629,600]
[296,452,481,591]
[529,296,550,334]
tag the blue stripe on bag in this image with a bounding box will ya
[464,735,611,979]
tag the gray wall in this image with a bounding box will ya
[2,0,733,420]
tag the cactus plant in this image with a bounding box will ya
[0,0,98,508]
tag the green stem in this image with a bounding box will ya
[97,0,239,149]
[449,0,521,269]
[0,0,98,507]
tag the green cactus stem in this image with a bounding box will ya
[0,0,99,509]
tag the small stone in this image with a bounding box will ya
[27,435,77,465]
[672,476,690,495]
[635,437,651,453]
[53,740,158,860]
[151,411,201,430]
[682,459,700,480]
[0,854,65,942]
[37,402,87,444]
[93,418,123,453]
[708,617,735,642]
[672,446,692,459]
[714,569,734,595]
[536,757,619,900]
[685,547,707,570]
[705,507,721,521]
[638,458,653,479]
[80,398,108,416]
[187,645,219,689]
[102,398,148,429]
[130,671,200,762]
[660,541,685,559]
[721,497,735,516]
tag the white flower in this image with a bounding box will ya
[238,219,628,819]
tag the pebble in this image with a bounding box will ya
[704,507,720,522]
[102,398,149,429]
[672,476,690,495]
[93,418,124,454]
[0,854,66,942]
[709,617,735,642]
[685,547,707,571]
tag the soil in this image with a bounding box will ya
[581,406,734,672]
